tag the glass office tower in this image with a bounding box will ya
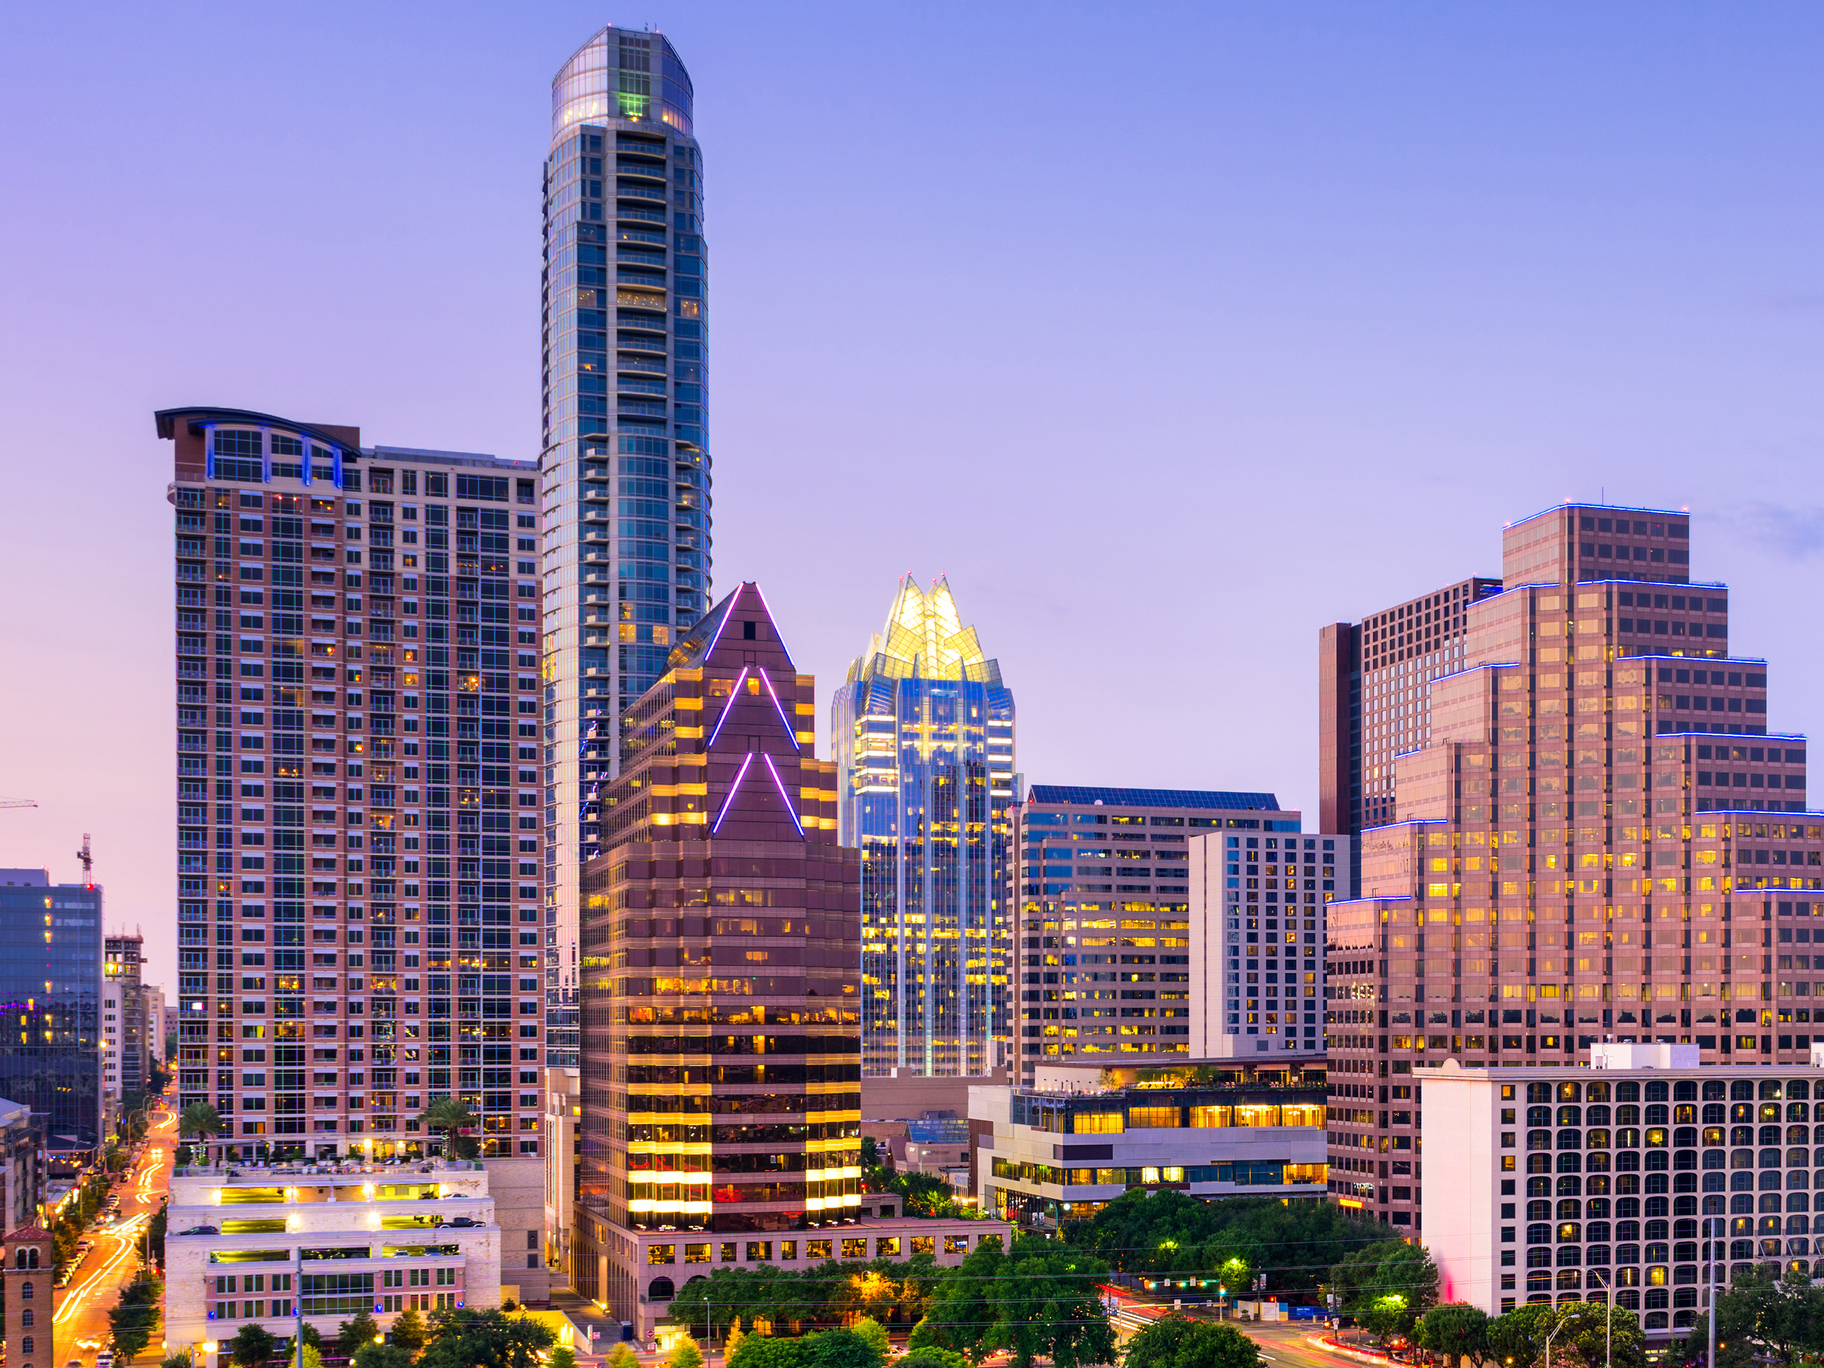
[0,869,101,1152]
[541,26,710,1073]
[833,577,1015,1077]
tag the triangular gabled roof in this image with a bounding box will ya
[667,582,796,674]
[3,1225,51,1242]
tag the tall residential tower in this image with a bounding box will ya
[833,578,1015,1077]
[541,27,710,1074]
[160,407,552,1302]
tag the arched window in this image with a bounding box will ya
[20,1307,32,1327]
[15,1247,37,1269]
[19,1335,31,1354]
[18,1279,32,1300]
[649,1276,676,1299]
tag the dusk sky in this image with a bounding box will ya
[3,2,1823,998]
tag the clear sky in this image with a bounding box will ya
[3,2,1823,998]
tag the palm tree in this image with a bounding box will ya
[177,1101,226,1168]
[418,1097,478,1161]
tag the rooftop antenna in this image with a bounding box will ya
[76,833,92,877]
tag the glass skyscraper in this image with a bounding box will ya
[0,869,101,1152]
[833,578,1015,1077]
[541,26,710,1071]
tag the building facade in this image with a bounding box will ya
[164,1155,502,1368]
[834,577,1015,1078]
[1008,788,1299,1085]
[540,26,711,1084]
[0,868,101,1153]
[972,1064,1329,1230]
[573,583,864,1329]
[1424,1047,1823,1341]
[1323,502,1808,1233]
[159,409,548,1275]
[2,1221,51,1368]
[105,932,146,1111]
[0,1098,42,1234]
[1188,831,1352,1058]
[146,982,168,1068]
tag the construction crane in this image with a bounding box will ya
[76,833,92,875]
[0,799,36,810]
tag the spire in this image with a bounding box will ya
[852,575,1000,685]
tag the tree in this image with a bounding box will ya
[1418,1304,1489,1363]
[986,1236,1117,1368]
[670,1333,706,1368]
[177,1100,226,1165]
[808,1328,883,1368]
[1553,1301,1646,1368]
[900,1351,971,1368]
[1332,1240,1439,1339]
[228,1323,279,1368]
[549,1348,579,1368]
[419,1096,480,1160]
[920,1235,1006,1361]
[851,1318,890,1360]
[418,1308,555,1368]
[391,1306,430,1353]
[109,1273,163,1361]
[149,1200,168,1267]
[608,1342,643,1368]
[339,1308,384,1357]
[726,1317,748,1359]
[729,1338,813,1368]
[1487,1303,1560,1368]
[355,1347,413,1368]
[1123,1316,1261,1368]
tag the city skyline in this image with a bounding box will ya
[9,4,1824,1008]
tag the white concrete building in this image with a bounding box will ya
[970,1065,1329,1231]
[163,1156,501,1368]
[1424,1046,1824,1345]
[1188,832,1351,1058]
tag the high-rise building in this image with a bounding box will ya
[1187,830,1351,1059]
[159,409,550,1277]
[145,982,167,1067]
[833,577,1015,1078]
[541,27,710,1080]
[573,583,862,1322]
[1322,502,1812,1234]
[0,868,101,1151]
[104,932,146,1110]
[1007,787,1303,1086]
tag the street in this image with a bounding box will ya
[1239,1319,1397,1368]
[55,1099,177,1367]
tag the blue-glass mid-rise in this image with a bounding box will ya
[833,578,1015,1077]
[541,26,710,1068]
[0,870,101,1150]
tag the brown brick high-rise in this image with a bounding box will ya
[574,583,862,1320]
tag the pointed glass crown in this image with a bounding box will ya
[846,576,1002,685]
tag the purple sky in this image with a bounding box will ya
[3,2,1823,998]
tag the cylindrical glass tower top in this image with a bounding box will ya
[551,26,694,144]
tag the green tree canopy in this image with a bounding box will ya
[668,1333,706,1368]
[354,1346,413,1368]
[728,1337,813,1368]
[228,1323,279,1368]
[1417,1304,1489,1361]
[1123,1314,1262,1368]
[338,1308,384,1357]
[1331,1240,1439,1338]
[418,1307,556,1368]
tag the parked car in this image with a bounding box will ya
[176,1224,219,1236]
[436,1216,478,1228]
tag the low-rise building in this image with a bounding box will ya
[971,1064,1328,1230]
[634,1214,1013,1341]
[1424,1044,1824,1345]
[164,1155,501,1368]
[0,1098,40,1232]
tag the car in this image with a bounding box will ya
[176,1224,219,1236]
[436,1216,478,1228]
[97,1356,115,1368]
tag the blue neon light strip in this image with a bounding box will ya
[758,669,799,751]
[711,752,755,834]
[706,667,749,749]
[763,753,804,837]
